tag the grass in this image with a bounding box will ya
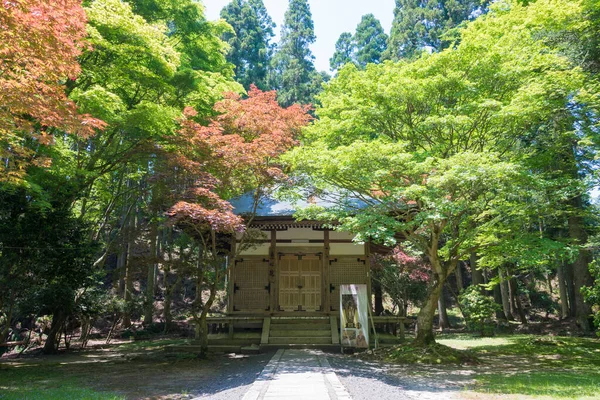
[0,367,124,400]
[438,334,600,399]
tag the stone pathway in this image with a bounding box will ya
[242,349,352,400]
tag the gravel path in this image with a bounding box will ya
[199,350,466,400]
[191,351,277,400]
[326,353,465,400]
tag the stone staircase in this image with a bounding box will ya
[265,316,338,346]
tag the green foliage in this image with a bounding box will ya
[330,14,388,72]
[330,32,355,71]
[0,182,98,321]
[582,260,600,335]
[458,286,500,336]
[271,0,321,106]
[220,0,275,90]
[385,0,490,60]
[353,14,388,68]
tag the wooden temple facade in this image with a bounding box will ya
[227,196,371,317]
[228,219,370,316]
[199,195,406,349]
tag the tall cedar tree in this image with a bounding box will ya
[331,14,388,72]
[330,32,356,71]
[220,0,275,90]
[354,14,388,68]
[385,0,490,60]
[271,0,321,106]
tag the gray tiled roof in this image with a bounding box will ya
[230,192,367,217]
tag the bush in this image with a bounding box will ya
[459,286,500,337]
[582,260,600,336]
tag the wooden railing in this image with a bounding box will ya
[370,315,406,339]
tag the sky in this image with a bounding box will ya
[202,0,395,72]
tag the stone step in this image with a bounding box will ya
[268,337,333,345]
[269,329,331,338]
[268,323,331,331]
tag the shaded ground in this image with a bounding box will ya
[0,340,274,400]
[1,335,599,400]
[334,334,600,400]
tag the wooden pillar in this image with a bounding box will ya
[227,235,236,314]
[366,242,372,312]
[269,230,277,313]
[323,229,330,314]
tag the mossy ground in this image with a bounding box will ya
[371,342,479,365]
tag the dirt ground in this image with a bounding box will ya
[0,342,274,399]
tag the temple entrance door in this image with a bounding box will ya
[279,255,301,311]
[278,254,322,311]
[299,255,321,311]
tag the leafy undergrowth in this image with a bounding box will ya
[370,342,479,365]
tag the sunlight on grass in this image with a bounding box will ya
[437,334,600,399]
[438,335,514,350]
[476,371,600,399]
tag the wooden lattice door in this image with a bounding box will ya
[279,255,301,311]
[278,254,322,311]
[300,255,321,311]
[233,258,270,312]
[329,258,367,311]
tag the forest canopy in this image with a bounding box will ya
[1,0,600,356]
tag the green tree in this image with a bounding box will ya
[385,0,490,60]
[271,0,320,106]
[220,0,275,90]
[0,0,240,341]
[330,32,356,72]
[285,0,589,345]
[354,14,388,68]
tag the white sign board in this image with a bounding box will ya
[340,284,369,348]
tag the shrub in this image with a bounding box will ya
[459,286,500,337]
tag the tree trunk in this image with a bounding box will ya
[196,279,219,358]
[491,270,506,321]
[163,272,173,332]
[564,261,577,317]
[499,268,513,321]
[470,253,484,287]
[437,286,451,330]
[144,220,158,325]
[568,206,594,332]
[455,263,464,292]
[43,311,66,354]
[557,263,570,319]
[372,275,384,315]
[0,292,14,344]
[414,275,446,346]
[123,210,137,328]
[509,277,527,324]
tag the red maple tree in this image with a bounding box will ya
[0,0,104,180]
[165,86,311,355]
[167,86,311,236]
